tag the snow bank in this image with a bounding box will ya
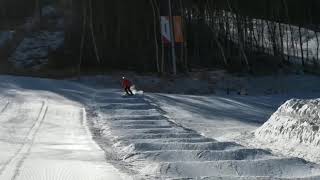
[255,98,320,162]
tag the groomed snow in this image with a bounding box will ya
[90,90,320,179]
[0,74,320,179]
[0,76,126,180]
[255,98,320,163]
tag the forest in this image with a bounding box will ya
[1,0,320,75]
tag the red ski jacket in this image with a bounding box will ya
[122,79,132,88]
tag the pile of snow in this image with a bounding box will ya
[131,85,144,95]
[9,31,64,69]
[255,98,320,162]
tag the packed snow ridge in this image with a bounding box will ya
[91,91,320,179]
[256,98,320,163]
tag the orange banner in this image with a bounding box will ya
[173,16,184,43]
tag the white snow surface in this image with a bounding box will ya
[255,98,320,163]
[88,87,320,178]
[0,75,320,179]
[0,76,125,180]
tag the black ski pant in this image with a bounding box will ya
[125,86,133,95]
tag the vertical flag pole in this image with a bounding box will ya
[168,0,177,75]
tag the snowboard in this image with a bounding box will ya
[122,94,135,98]
[121,85,144,98]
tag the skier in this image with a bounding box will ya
[121,77,134,96]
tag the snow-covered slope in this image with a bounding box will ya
[0,76,125,180]
[1,75,320,179]
[90,90,320,179]
[255,99,320,163]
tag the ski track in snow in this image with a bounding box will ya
[90,90,320,179]
[0,77,126,180]
[1,75,320,179]
[0,102,47,180]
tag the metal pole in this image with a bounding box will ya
[35,0,42,24]
[168,0,177,75]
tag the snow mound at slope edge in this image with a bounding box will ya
[255,98,320,161]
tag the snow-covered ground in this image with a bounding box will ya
[147,91,320,164]
[0,76,126,180]
[8,31,64,69]
[91,89,320,179]
[77,73,320,96]
[221,12,320,64]
[254,99,320,163]
[0,74,320,179]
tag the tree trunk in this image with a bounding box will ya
[298,26,305,66]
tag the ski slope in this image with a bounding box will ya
[91,90,320,179]
[0,76,125,180]
[0,75,320,179]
